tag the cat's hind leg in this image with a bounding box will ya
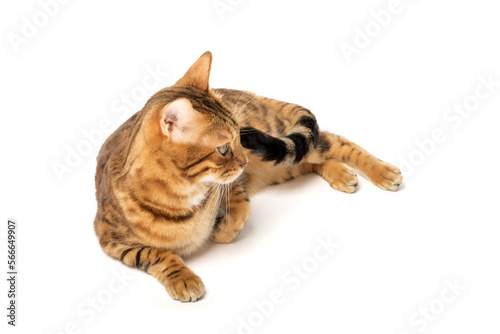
[311,158,359,193]
[314,131,402,191]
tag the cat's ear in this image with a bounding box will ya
[175,51,212,92]
[159,98,201,143]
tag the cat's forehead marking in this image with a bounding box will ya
[215,132,231,142]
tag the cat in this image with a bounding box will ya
[94,51,402,302]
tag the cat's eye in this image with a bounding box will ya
[217,144,230,156]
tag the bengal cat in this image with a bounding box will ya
[94,51,402,302]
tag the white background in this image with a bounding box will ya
[1,0,500,333]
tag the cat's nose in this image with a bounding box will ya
[239,161,248,169]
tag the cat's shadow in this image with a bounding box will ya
[187,174,320,262]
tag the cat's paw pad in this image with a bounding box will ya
[368,162,402,191]
[165,271,205,302]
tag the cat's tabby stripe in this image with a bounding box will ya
[135,246,147,269]
[240,114,318,165]
[174,151,215,171]
[120,247,135,262]
[240,127,288,164]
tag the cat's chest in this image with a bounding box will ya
[186,182,217,211]
[189,191,206,207]
[175,190,220,256]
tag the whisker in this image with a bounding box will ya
[240,103,259,118]
[223,184,228,231]
[183,168,192,185]
[227,183,231,230]
[235,95,255,116]
[232,91,245,116]
[193,176,225,232]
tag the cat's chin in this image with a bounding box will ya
[221,170,244,184]
[200,170,243,185]
[219,177,237,185]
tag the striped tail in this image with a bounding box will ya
[240,114,319,166]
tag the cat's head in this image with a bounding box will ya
[144,52,247,184]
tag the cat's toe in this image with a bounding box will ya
[166,272,205,302]
[318,160,358,193]
[209,228,240,244]
[330,168,358,193]
[367,163,402,191]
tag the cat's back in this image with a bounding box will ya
[214,88,291,136]
[95,112,140,193]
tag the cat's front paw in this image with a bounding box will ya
[210,200,250,244]
[209,224,241,244]
[165,271,205,302]
[366,162,402,191]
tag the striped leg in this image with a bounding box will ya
[312,158,359,193]
[316,131,402,191]
[103,243,204,302]
[209,184,251,244]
